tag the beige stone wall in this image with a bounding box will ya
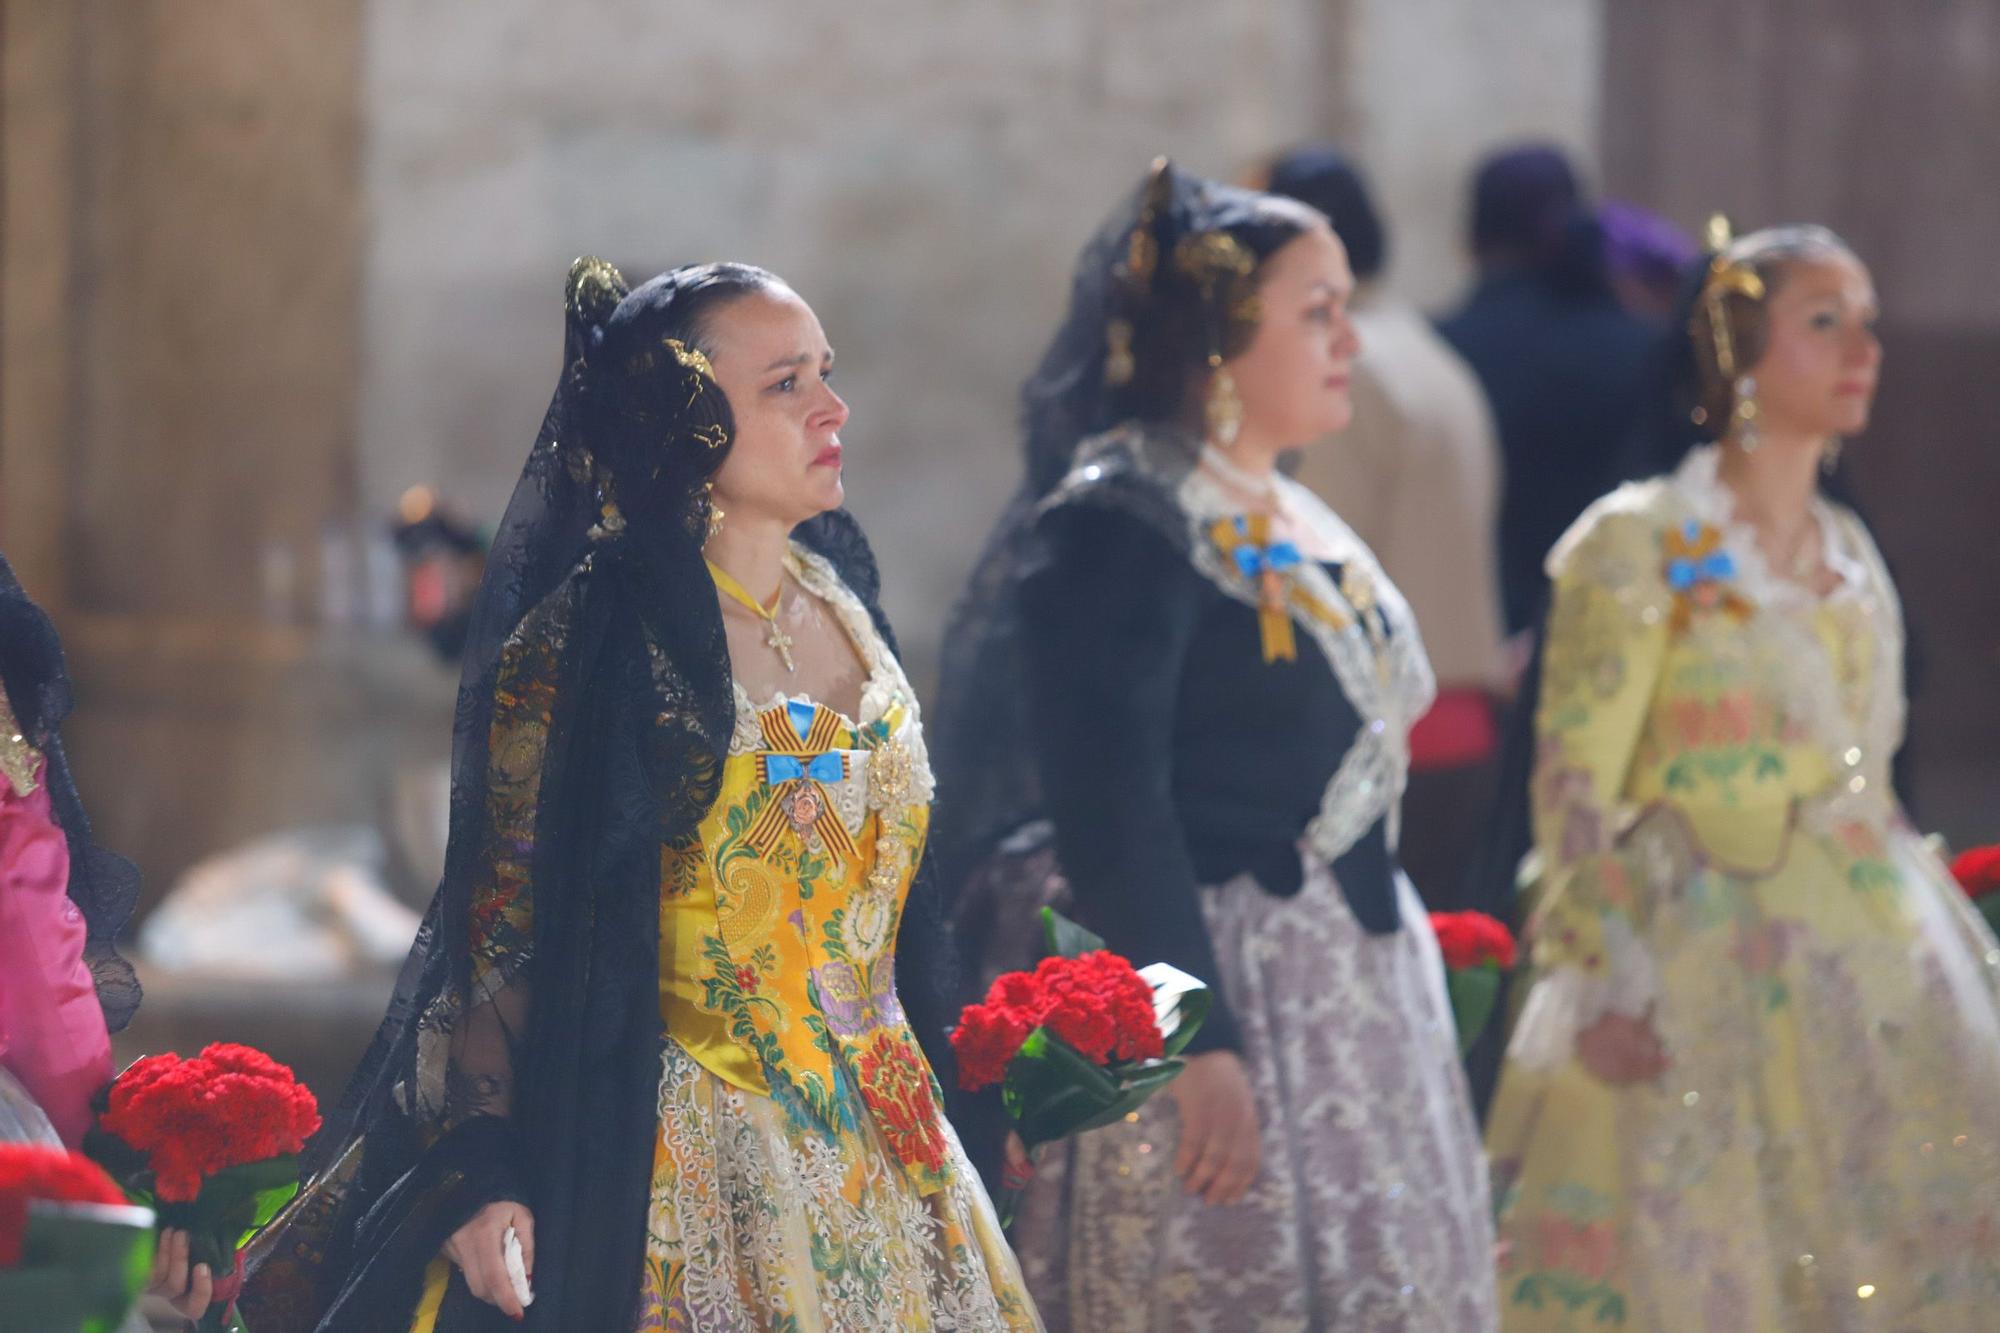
[0,0,450,909]
[355,0,1366,691]
[1349,0,1604,307]
[356,1,1607,689]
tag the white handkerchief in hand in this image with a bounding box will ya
[503,1225,534,1308]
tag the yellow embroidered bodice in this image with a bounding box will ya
[657,550,952,1193]
[1528,446,1905,990]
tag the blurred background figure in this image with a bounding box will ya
[1265,145,1509,912]
[390,485,489,665]
[1599,199,1699,323]
[1438,143,1660,640]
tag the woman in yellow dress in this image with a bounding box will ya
[243,260,1038,1330]
[1487,226,2000,1330]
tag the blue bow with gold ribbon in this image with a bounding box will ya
[1210,514,1302,662]
[1662,519,1751,633]
[747,701,858,862]
[1666,551,1736,591]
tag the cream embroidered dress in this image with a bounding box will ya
[1488,447,2000,1331]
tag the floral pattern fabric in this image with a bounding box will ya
[1011,865,1498,1331]
[640,544,1040,1330]
[1489,447,2000,1331]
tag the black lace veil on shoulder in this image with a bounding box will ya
[931,159,1320,906]
[242,256,928,1331]
[0,554,143,1033]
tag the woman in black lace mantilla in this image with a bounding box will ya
[243,259,1037,1330]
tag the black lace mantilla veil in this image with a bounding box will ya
[0,555,143,1033]
[242,258,948,1331]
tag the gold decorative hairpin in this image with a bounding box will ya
[1695,214,1766,381]
[664,337,716,383]
[565,255,627,323]
[1173,230,1256,288]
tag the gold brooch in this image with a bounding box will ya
[867,737,918,811]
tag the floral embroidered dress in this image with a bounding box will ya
[635,548,1037,1332]
[1488,446,2000,1331]
[409,546,1037,1333]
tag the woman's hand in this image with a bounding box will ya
[1168,1050,1261,1206]
[443,1200,535,1319]
[1575,1008,1668,1086]
[1001,1132,1035,1191]
[144,1228,213,1321]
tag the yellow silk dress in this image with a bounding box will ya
[418,547,1037,1332]
[1487,447,2000,1331]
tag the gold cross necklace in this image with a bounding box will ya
[707,558,797,672]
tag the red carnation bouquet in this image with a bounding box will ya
[0,1144,157,1333]
[1429,911,1518,1056]
[85,1044,321,1332]
[952,909,1209,1224]
[1952,844,2000,935]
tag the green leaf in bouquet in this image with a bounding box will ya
[1040,906,1107,959]
[155,1154,303,1277]
[1069,1058,1186,1134]
[1444,962,1503,1057]
[1136,962,1211,1059]
[0,1200,156,1333]
[1002,1027,1124,1146]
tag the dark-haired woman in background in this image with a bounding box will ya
[1486,227,2000,1329]
[244,259,1037,1330]
[936,161,1496,1330]
[1437,144,1661,640]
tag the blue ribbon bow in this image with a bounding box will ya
[1666,550,1735,592]
[1228,520,1303,579]
[764,751,848,785]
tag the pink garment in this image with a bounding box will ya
[0,759,112,1146]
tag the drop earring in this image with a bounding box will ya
[1732,375,1760,453]
[1205,356,1243,449]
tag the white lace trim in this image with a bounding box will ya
[1178,468,1436,861]
[1671,444,1868,610]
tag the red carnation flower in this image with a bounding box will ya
[0,1145,128,1267]
[951,1001,1032,1091]
[98,1044,320,1204]
[1952,845,2000,900]
[1430,911,1518,971]
[952,949,1166,1088]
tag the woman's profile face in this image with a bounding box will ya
[1225,223,1360,451]
[703,285,850,527]
[1749,250,1881,443]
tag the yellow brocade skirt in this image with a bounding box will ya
[1488,822,2000,1332]
[636,1039,1040,1332]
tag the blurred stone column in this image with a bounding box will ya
[1,0,457,909]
